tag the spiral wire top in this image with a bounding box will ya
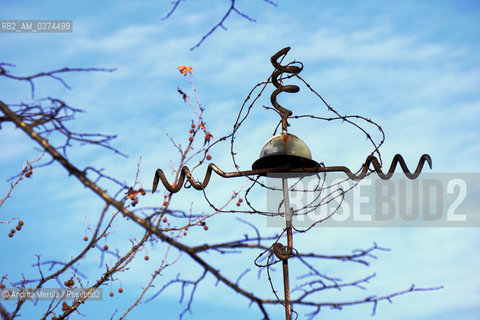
[270,47,303,133]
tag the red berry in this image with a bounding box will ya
[163,201,168,206]
[18,221,24,226]
[103,245,109,251]
[238,198,243,203]
[0,284,5,289]
[191,124,196,128]
[163,217,167,223]
[138,188,144,193]
[52,317,58,320]
[133,199,138,204]
[189,129,194,133]
[25,172,31,178]
[10,229,15,234]
[8,233,13,238]
[183,232,187,236]
[118,288,123,293]
[204,225,209,231]
[144,256,149,261]
[16,225,21,231]
[236,202,241,207]
[109,292,114,297]
[84,236,89,241]
[141,191,146,195]
[206,155,212,160]
[189,137,193,142]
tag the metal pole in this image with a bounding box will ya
[281,177,292,320]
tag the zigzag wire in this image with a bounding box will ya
[152,163,290,193]
[302,154,433,180]
[152,154,432,193]
[359,153,432,180]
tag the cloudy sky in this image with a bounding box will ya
[1,1,479,319]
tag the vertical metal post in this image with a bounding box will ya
[281,177,292,320]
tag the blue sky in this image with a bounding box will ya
[1,1,479,319]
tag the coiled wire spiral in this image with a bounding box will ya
[152,154,432,193]
[270,47,302,132]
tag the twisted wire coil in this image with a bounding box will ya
[152,154,432,193]
[270,47,302,131]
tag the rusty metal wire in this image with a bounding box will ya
[291,153,432,180]
[151,47,432,194]
[152,163,289,193]
[152,153,431,193]
[147,47,435,320]
[270,47,302,132]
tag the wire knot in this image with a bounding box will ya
[271,242,292,260]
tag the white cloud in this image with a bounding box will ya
[1,1,479,319]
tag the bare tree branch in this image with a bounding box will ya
[161,0,277,51]
[0,63,441,320]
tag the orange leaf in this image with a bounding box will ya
[177,65,194,76]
